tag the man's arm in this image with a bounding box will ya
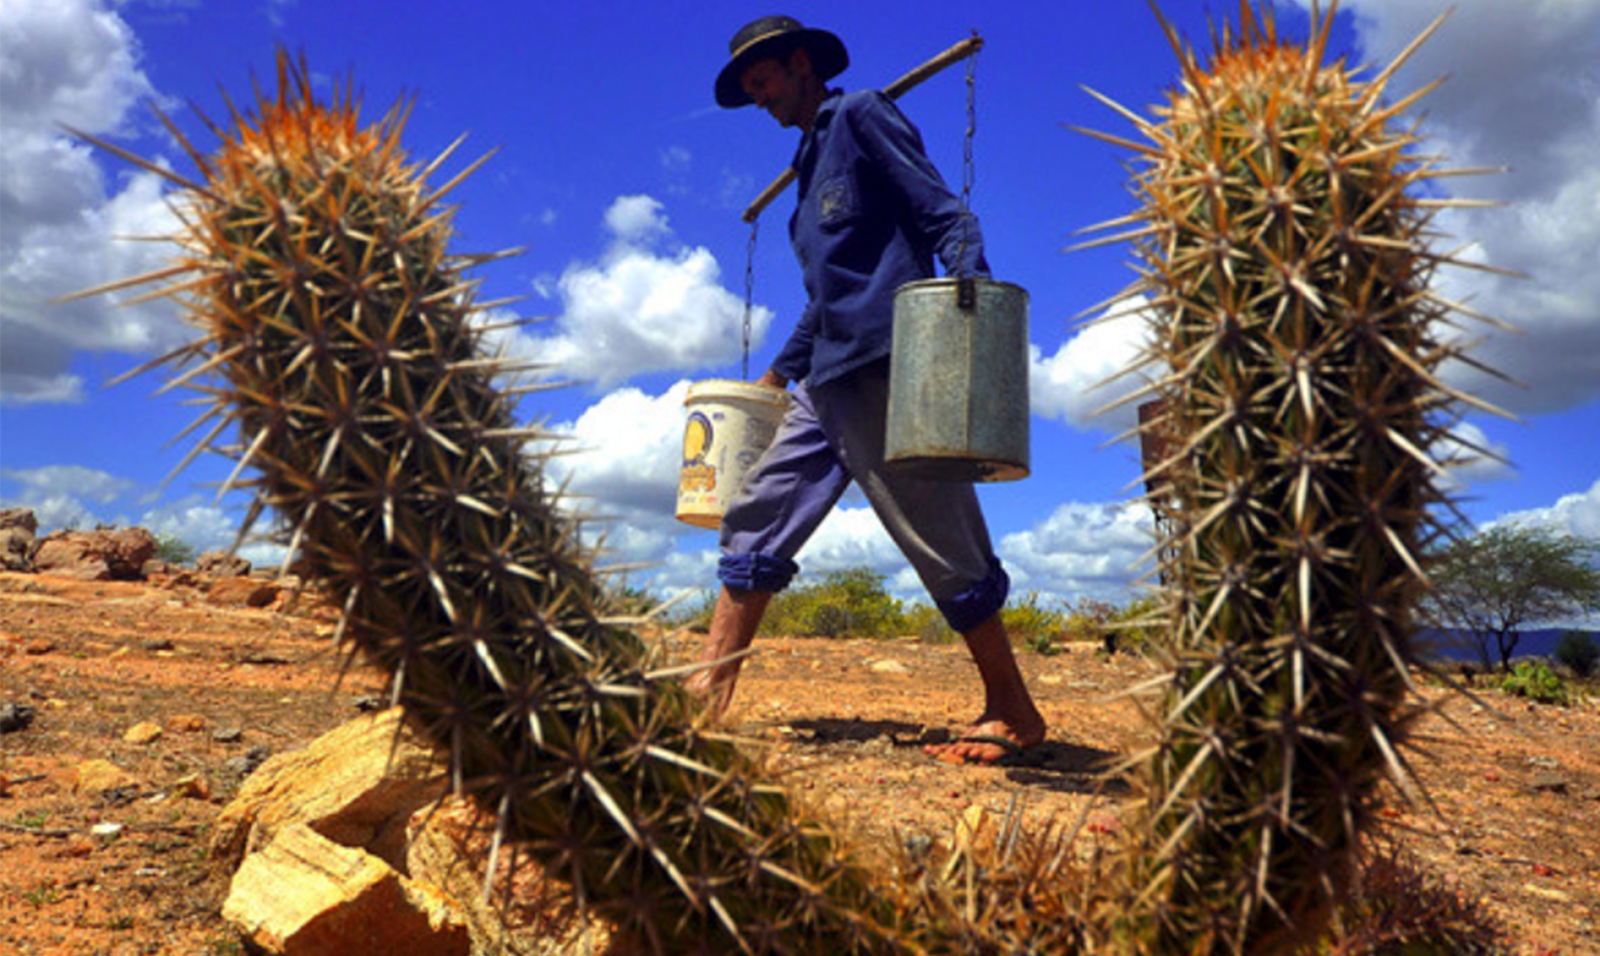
[767,300,815,386]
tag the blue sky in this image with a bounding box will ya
[3,0,1599,613]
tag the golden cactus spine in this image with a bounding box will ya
[1077,4,1507,953]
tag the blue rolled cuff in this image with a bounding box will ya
[718,552,801,593]
[935,561,1011,634]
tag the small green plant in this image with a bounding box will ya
[12,810,50,830]
[22,882,61,908]
[1501,660,1569,706]
[205,932,245,956]
[106,914,136,931]
[1554,630,1598,679]
[154,532,196,566]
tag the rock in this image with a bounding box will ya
[23,637,54,655]
[124,721,165,745]
[222,745,274,780]
[141,558,177,578]
[211,708,447,870]
[213,726,245,743]
[92,821,126,841]
[222,823,471,956]
[197,550,253,578]
[1529,773,1569,794]
[56,836,96,858]
[172,773,212,801]
[0,701,37,734]
[868,658,911,675]
[75,758,137,794]
[208,576,282,608]
[214,711,598,956]
[167,713,207,733]
[1523,881,1573,903]
[405,796,607,956]
[32,527,158,581]
[0,508,38,571]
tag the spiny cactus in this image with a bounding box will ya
[1077,3,1507,953]
[75,51,932,955]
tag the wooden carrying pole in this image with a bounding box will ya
[740,34,985,223]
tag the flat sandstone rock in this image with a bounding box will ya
[222,822,470,956]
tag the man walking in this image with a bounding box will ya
[690,16,1045,766]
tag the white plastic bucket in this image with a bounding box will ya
[676,379,792,528]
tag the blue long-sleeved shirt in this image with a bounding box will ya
[771,89,989,387]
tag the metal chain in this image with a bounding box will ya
[742,218,759,380]
[962,29,977,224]
[956,29,979,304]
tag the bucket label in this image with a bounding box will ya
[680,411,717,493]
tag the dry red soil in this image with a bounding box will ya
[2,570,1597,955]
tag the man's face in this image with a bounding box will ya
[740,55,806,128]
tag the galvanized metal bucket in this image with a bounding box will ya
[884,277,1030,482]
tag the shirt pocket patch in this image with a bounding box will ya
[815,175,856,229]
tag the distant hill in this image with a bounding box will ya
[1416,627,1598,664]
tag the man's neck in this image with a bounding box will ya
[796,84,829,132]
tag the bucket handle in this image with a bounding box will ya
[957,276,977,311]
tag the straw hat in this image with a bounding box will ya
[714,15,849,109]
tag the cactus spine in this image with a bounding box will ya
[1078,4,1506,953]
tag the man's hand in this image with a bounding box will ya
[755,369,790,390]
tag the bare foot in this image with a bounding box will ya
[683,667,735,719]
[923,714,1047,766]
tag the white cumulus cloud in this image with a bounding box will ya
[793,506,904,580]
[1437,420,1515,488]
[1030,295,1151,434]
[1288,0,1600,415]
[546,379,691,518]
[1494,478,1600,541]
[533,195,772,388]
[998,500,1156,605]
[0,0,187,405]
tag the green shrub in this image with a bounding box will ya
[1003,590,1068,654]
[903,602,955,644]
[1061,597,1117,645]
[1501,660,1569,706]
[154,533,196,567]
[1062,594,1163,655]
[1103,594,1164,656]
[761,567,907,639]
[1554,630,1598,679]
